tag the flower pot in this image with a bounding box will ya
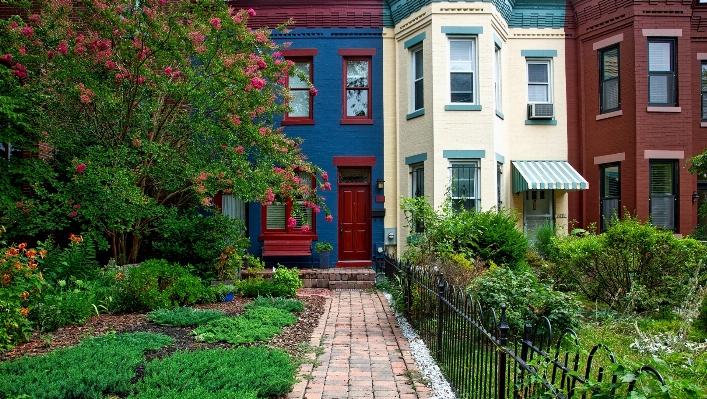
[319,251,330,269]
[221,292,234,302]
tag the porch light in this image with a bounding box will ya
[693,190,700,203]
[376,178,385,190]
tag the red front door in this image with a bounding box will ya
[338,182,371,263]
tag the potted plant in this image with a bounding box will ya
[215,283,237,302]
[315,241,333,269]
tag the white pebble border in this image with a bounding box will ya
[383,292,456,399]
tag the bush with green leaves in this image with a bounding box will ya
[0,332,173,399]
[553,214,707,313]
[131,347,297,398]
[245,297,305,313]
[239,276,290,298]
[192,307,297,345]
[468,265,580,336]
[121,259,214,310]
[400,196,528,270]
[272,267,303,298]
[29,279,99,332]
[147,307,225,327]
[38,234,100,283]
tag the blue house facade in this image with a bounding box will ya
[227,0,386,267]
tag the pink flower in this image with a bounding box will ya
[74,204,81,209]
[259,127,267,136]
[56,40,68,55]
[272,51,282,59]
[325,215,333,223]
[76,163,86,174]
[247,8,256,17]
[164,66,173,76]
[70,211,78,218]
[20,26,34,39]
[235,146,244,154]
[231,115,241,125]
[202,197,212,206]
[321,172,328,181]
[18,47,26,55]
[104,60,115,70]
[257,59,267,69]
[198,171,208,182]
[11,63,27,79]
[209,17,221,30]
[47,50,56,59]
[321,182,332,191]
[301,224,310,233]
[287,217,297,228]
[251,77,265,90]
[137,77,145,84]
[80,94,91,104]
[233,13,243,23]
[133,138,142,148]
[309,88,318,96]
[0,54,12,64]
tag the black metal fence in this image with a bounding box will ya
[381,254,666,399]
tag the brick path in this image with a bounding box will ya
[289,290,432,399]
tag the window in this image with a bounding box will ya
[701,62,707,121]
[494,45,501,111]
[262,172,315,235]
[284,59,313,124]
[448,38,476,103]
[648,38,676,106]
[0,142,22,161]
[527,60,551,103]
[343,57,372,121]
[599,45,620,113]
[411,164,424,198]
[411,46,424,112]
[649,160,678,231]
[497,162,502,211]
[449,161,479,212]
[599,163,620,232]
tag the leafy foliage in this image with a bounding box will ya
[192,307,297,345]
[272,267,303,298]
[132,347,297,398]
[245,297,305,313]
[37,234,100,282]
[146,307,224,327]
[29,279,98,332]
[239,270,302,299]
[0,332,173,399]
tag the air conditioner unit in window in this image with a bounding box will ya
[528,103,554,119]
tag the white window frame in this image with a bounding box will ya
[448,160,480,212]
[410,46,424,112]
[447,37,477,104]
[526,60,553,104]
[494,45,501,111]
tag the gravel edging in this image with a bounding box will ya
[382,292,456,399]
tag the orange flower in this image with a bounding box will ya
[19,291,29,300]
[114,272,123,280]
[69,233,83,244]
[2,274,10,285]
[14,261,22,270]
[39,249,47,259]
[28,261,38,269]
[18,243,27,250]
[20,307,29,316]
[26,250,37,258]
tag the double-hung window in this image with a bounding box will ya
[494,45,501,112]
[343,57,372,122]
[599,163,620,231]
[599,45,620,113]
[410,164,424,232]
[449,161,479,212]
[649,160,678,231]
[701,62,707,121]
[449,38,476,104]
[648,38,676,106]
[284,58,314,124]
[262,172,315,235]
[527,61,551,104]
[411,46,424,112]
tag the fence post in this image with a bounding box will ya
[405,262,411,314]
[498,305,510,399]
[436,273,445,360]
[520,324,533,363]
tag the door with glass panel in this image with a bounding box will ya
[649,160,678,231]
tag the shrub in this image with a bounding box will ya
[120,259,214,310]
[468,265,580,336]
[272,267,303,298]
[147,307,225,327]
[151,209,248,280]
[533,221,558,260]
[29,279,99,332]
[239,277,290,298]
[0,237,48,350]
[0,332,173,399]
[132,347,297,398]
[553,215,707,313]
[245,297,305,313]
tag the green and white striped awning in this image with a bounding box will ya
[512,161,588,193]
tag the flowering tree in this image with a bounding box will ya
[0,0,331,262]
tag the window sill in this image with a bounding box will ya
[646,106,681,113]
[406,109,425,120]
[258,232,318,241]
[282,119,315,126]
[525,119,557,125]
[340,119,374,125]
[701,122,707,128]
[444,104,482,111]
[495,110,504,120]
[596,110,623,120]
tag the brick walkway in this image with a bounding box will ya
[288,290,432,399]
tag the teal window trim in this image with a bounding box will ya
[521,50,558,58]
[445,104,482,111]
[443,150,486,159]
[406,109,425,120]
[405,153,428,165]
[525,119,558,125]
[493,32,503,49]
[404,32,426,49]
[495,110,505,119]
[496,153,505,164]
[442,26,484,35]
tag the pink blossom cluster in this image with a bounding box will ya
[325,215,333,222]
[75,83,95,104]
[249,77,265,90]
[164,66,180,77]
[320,182,332,191]
[264,187,275,206]
[76,163,87,174]
[302,201,321,213]
[300,224,310,233]
[287,217,297,228]
[210,18,221,30]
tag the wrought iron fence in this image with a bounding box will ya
[381,254,666,399]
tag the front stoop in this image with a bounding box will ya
[299,268,375,290]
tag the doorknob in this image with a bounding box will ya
[339,224,343,236]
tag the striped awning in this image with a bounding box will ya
[512,160,588,193]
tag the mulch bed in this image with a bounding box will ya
[1,288,332,363]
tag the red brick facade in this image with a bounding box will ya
[567,0,707,235]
